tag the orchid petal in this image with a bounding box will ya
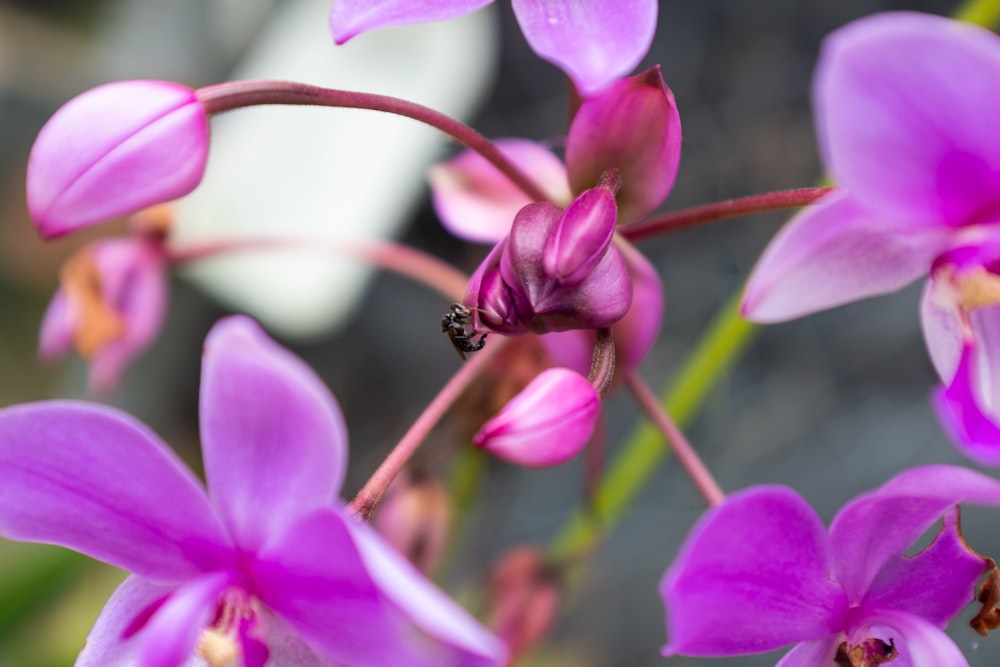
[138,571,231,667]
[566,67,681,223]
[329,0,492,44]
[253,608,329,667]
[742,192,950,323]
[661,486,846,657]
[816,12,1000,225]
[347,519,507,667]
[932,342,1000,465]
[0,401,229,579]
[38,289,73,361]
[511,0,657,95]
[200,316,349,552]
[77,576,190,667]
[846,607,969,667]
[920,280,963,388]
[773,637,841,667]
[829,465,1000,602]
[862,507,987,627]
[251,507,392,667]
[429,139,571,243]
[27,80,208,239]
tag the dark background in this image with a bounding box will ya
[0,1,994,665]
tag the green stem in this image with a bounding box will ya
[549,292,756,559]
[956,0,1000,28]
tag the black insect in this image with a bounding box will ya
[441,303,488,360]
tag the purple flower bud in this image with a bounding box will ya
[543,183,618,286]
[39,237,168,395]
[566,66,682,225]
[474,368,599,467]
[27,80,209,239]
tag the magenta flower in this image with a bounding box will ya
[27,80,209,239]
[328,0,658,95]
[474,367,599,466]
[661,465,1000,665]
[0,316,505,666]
[739,12,1000,464]
[39,237,168,395]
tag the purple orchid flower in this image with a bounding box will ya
[739,12,1000,465]
[27,80,209,239]
[661,465,1000,666]
[432,67,678,371]
[0,316,506,667]
[39,236,168,396]
[328,0,657,95]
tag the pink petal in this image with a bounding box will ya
[347,519,508,667]
[27,80,208,239]
[742,192,951,323]
[329,0,492,44]
[566,66,681,224]
[37,289,73,361]
[845,607,969,667]
[250,507,402,666]
[828,465,1000,603]
[474,367,600,467]
[773,637,842,667]
[200,316,349,552]
[429,139,571,243]
[920,280,963,388]
[816,12,1000,226]
[932,342,1000,465]
[0,402,230,579]
[76,576,183,667]
[660,486,847,657]
[511,0,657,95]
[138,571,232,667]
[861,507,987,627]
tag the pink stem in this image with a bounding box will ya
[349,336,510,522]
[196,80,551,203]
[619,187,835,242]
[168,236,469,302]
[624,371,725,507]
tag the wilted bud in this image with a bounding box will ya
[488,546,561,662]
[429,138,572,243]
[27,80,209,238]
[374,471,453,575]
[39,237,168,394]
[474,368,599,467]
[566,66,682,224]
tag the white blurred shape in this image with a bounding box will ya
[172,0,498,337]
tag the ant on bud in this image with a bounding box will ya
[441,303,488,360]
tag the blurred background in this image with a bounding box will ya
[0,0,994,665]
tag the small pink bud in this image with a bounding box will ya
[488,546,560,662]
[27,80,209,239]
[39,237,168,394]
[474,368,599,467]
[374,471,453,575]
[542,185,618,286]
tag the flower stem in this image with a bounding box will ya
[196,80,551,203]
[618,187,834,242]
[624,372,725,507]
[349,336,510,522]
[549,292,755,559]
[168,236,469,303]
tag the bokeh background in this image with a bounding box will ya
[0,0,995,665]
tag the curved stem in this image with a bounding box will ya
[349,336,510,522]
[168,236,469,303]
[624,372,725,507]
[618,187,834,242]
[549,291,755,559]
[196,80,551,203]
[588,328,616,397]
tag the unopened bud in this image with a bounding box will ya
[374,471,453,574]
[488,546,561,662]
[543,187,618,286]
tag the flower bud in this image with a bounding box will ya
[566,66,682,224]
[27,80,209,239]
[374,471,453,575]
[487,546,560,662]
[474,368,599,467]
[543,185,618,286]
[39,237,168,394]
